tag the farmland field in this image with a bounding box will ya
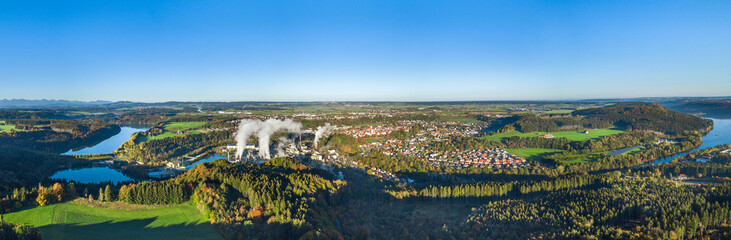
[148,121,207,140]
[3,200,222,240]
[482,127,626,142]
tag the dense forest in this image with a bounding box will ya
[463,180,731,239]
[110,158,345,239]
[0,147,88,191]
[0,119,121,153]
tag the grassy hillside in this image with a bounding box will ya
[148,121,207,140]
[3,200,222,240]
[482,127,626,142]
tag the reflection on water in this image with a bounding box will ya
[50,167,133,184]
[62,126,148,155]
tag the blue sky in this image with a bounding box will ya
[1,0,730,102]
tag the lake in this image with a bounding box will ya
[649,118,731,165]
[50,167,133,184]
[62,126,148,155]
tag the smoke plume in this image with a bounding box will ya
[314,123,336,148]
[275,137,294,158]
[234,118,302,159]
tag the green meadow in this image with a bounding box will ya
[3,201,222,240]
[147,121,207,140]
[482,127,626,142]
[0,120,20,133]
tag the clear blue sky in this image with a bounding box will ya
[1,0,730,102]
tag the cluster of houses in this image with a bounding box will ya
[419,148,528,169]
[353,120,536,170]
[340,124,411,138]
[412,120,486,140]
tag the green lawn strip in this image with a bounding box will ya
[4,201,222,240]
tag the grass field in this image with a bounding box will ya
[148,121,207,140]
[3,200,222,240]
[506,148,564,161]
[0,120,20,133]
[481,127,626,142]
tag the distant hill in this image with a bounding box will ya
[0,99,112,108]
[667,101,731,119]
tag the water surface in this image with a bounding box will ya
[50,167,133,184]
[62,126,148,155]
[648,118,731,165]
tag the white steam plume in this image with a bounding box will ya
[234,118,302,159]
[314,123,336,148]
[275,137,294,158]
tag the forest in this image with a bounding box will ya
[0,101,729,240]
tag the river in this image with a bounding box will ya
[648,118,731,165]
[62,126,148,155]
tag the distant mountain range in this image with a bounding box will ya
[0,99,113,108]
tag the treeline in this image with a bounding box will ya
[0,109,71,120]
[119,181,189,205]
[0,120,120,153]
[0,221,42,240]
[634,162,731,179]
[0,147,89,190]
[512,114,612,132]
[112,158,346,239]
[462,180,731,239]
[517,172,619,194]
[1,182,79,214]
[388,172,620,200]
